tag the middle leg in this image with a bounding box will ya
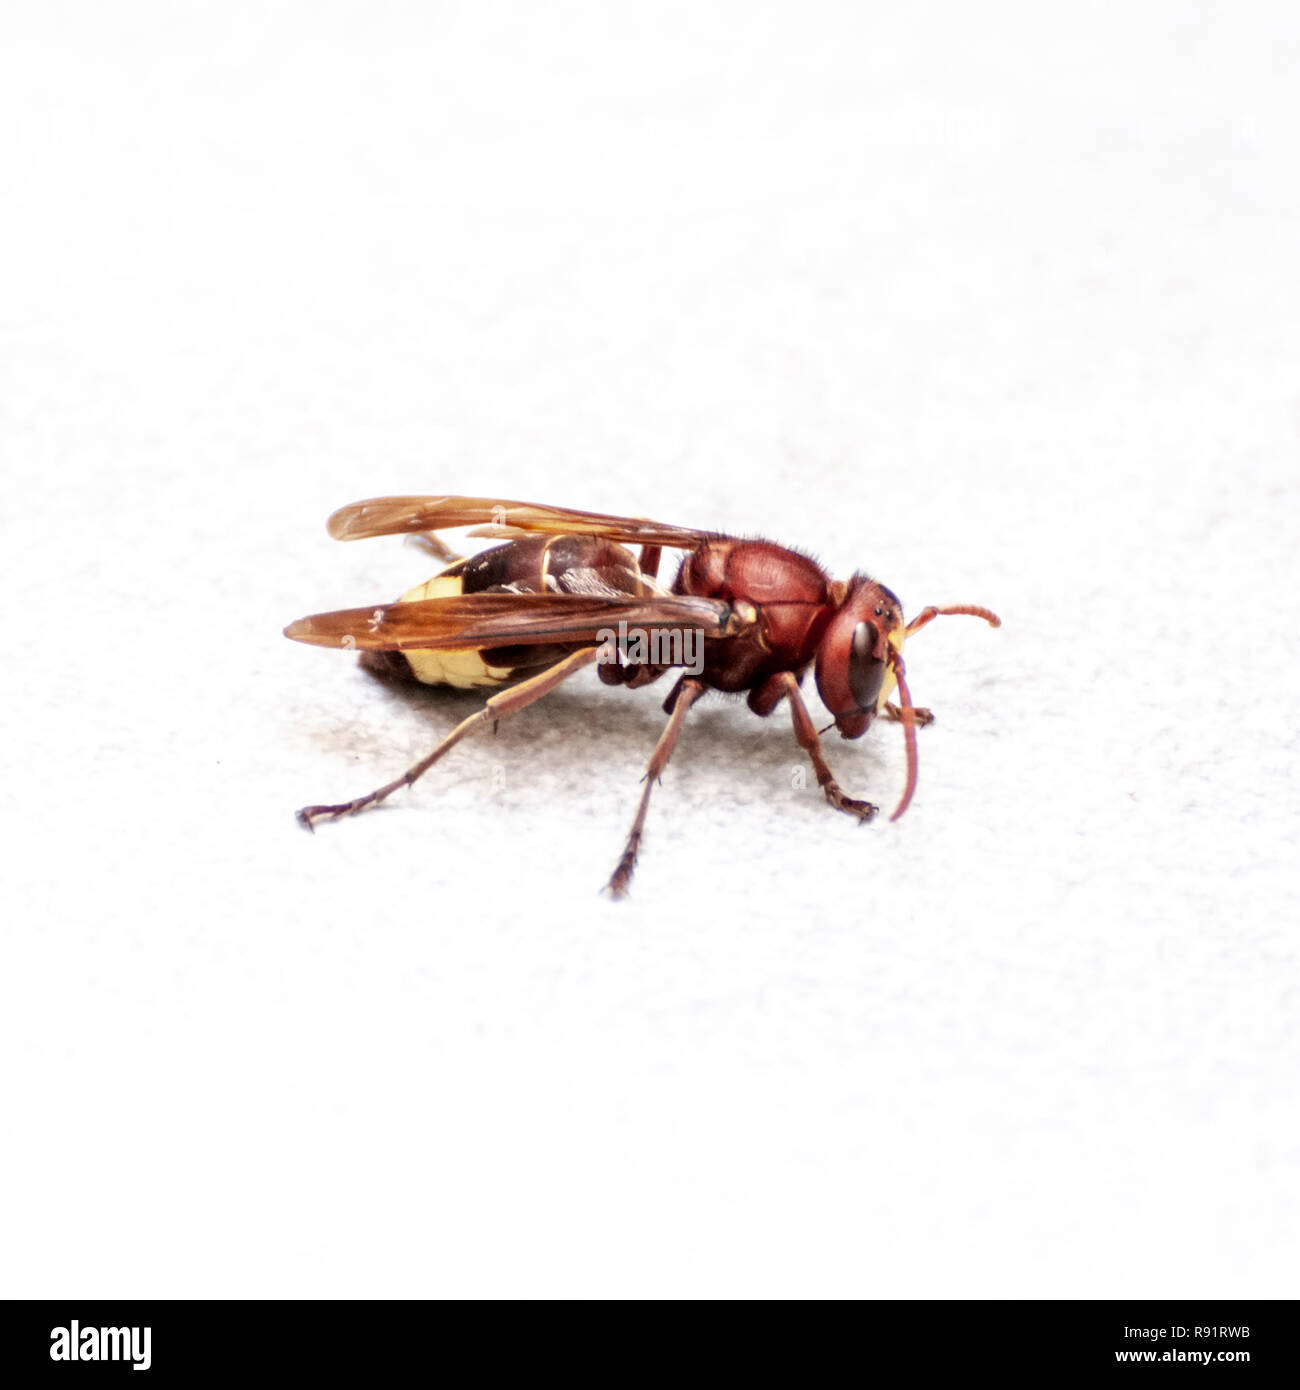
[781,673,878,823]
[605,677,704,898]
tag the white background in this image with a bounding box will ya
[2,1,1297,1297]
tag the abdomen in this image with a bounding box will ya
[363,533,648,688]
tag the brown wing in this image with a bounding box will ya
[325,495,719,549]
[284,591,750,652]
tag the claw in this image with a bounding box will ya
[823,784,878,823]
[883,702,934,726]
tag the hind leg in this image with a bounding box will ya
[405,531,465,565]
[297,647,600,828]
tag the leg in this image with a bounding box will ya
[781,673,878,822]
[405,531,464,565]
[297,647,600,828]
[606,677,704,898]
[881,701,934,726]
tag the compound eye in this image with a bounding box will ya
[849,621,885,711]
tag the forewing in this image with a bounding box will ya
[325,495,717,549]
[284,591,746,652]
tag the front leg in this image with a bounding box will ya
[881,702,934,726]
[780,674,877,823]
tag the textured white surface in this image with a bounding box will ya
[2,1,1298,1297]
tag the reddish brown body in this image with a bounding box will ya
[675,540,834,697]
[285,494,1001,896]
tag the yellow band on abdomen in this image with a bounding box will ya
[398,575,516,689]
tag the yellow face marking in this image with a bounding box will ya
[397,575,516,688]
[878,626,907,708]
